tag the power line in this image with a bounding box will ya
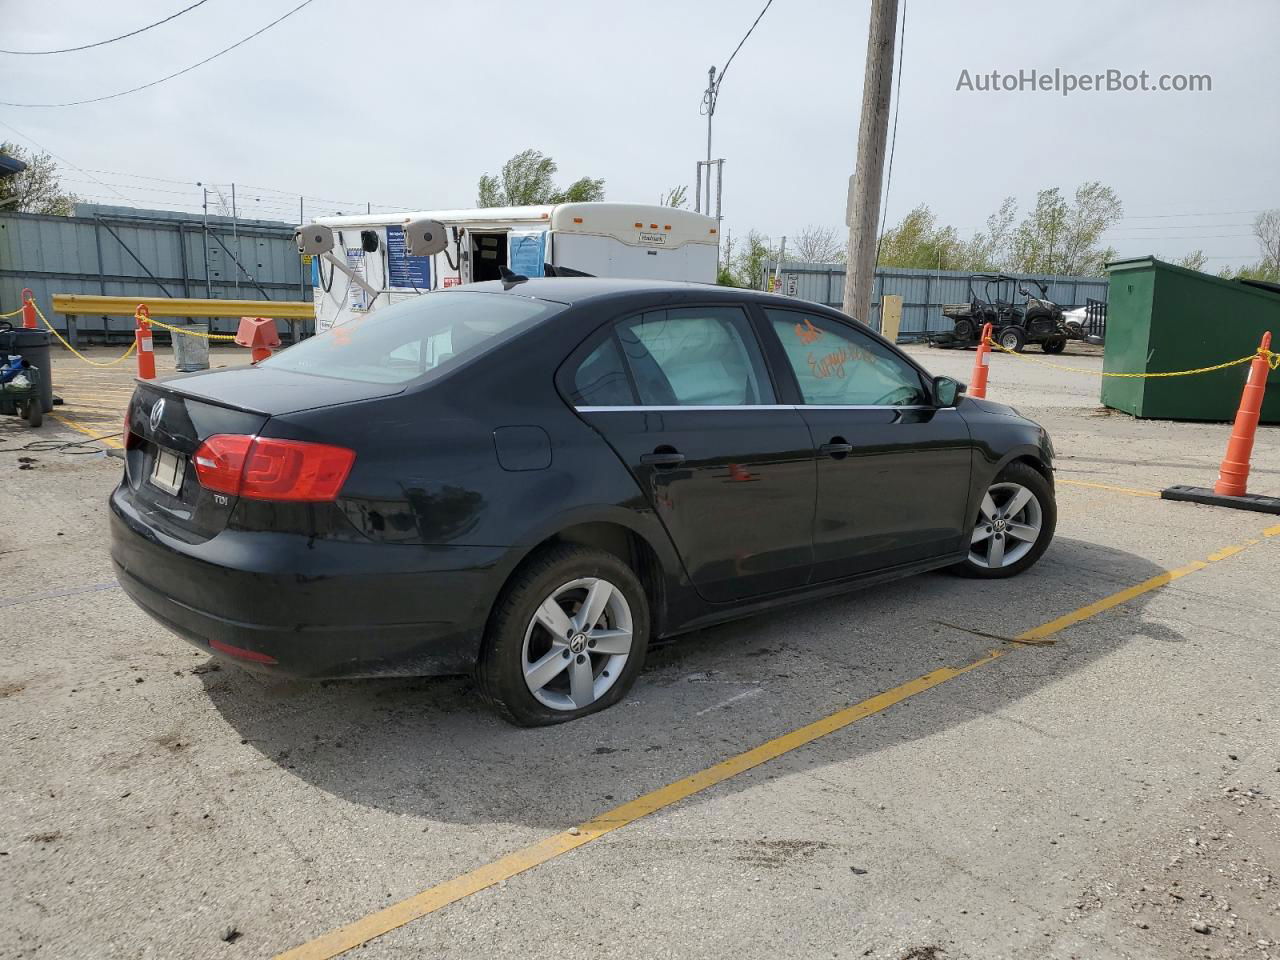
[0,117,133,202]
[1118,209,1268,220]
[0,0,213,55]
[0,0,318,107]
[700,0,775,115]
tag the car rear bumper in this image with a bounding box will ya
[109,486,508,679]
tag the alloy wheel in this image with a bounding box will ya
[969,481,1043,569]
[521,577,634,711]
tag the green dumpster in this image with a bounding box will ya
[1101,257,1280,423]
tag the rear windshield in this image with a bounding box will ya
[260,291,564,384]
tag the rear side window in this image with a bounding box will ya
[567,337,635,406]
[260,291,563,384]
[616,307,775,406]
[766,309,927,406]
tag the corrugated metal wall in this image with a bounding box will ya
[760,261,1109,338]
[0,205,311,341]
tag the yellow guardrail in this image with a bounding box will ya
[51,294,313,320]
[985,337,1280,377]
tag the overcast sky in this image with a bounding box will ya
[4,0,1278,271]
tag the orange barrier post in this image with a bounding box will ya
[968,322,994,398]
[21,288,36,329]
[135,304,156,381]
[235,316,281,364]
[1214,331,1272,497]
[1162,331,1280,514]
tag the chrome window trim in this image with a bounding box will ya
[575,404,942,413]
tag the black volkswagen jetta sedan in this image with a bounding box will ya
[111,278,1056,725]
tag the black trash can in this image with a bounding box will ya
[0,327,54,414]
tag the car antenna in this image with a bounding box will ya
[497,266,528,289]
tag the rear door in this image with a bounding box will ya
[760,308,974,580]
[565,305,816,603]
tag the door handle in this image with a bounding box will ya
[819,440,854,459]
[640,450,686,467]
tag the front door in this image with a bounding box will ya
[762,308,974,580]
[567,305,816,602]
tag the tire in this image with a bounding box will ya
[1041,336,1067,354]
[997,327,1026,353]
[952,318,975,343]
[476,544,650,726]
[950,461,1056,579]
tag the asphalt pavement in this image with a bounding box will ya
[1,340,1278,960]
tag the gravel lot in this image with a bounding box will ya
[2,340,1278,960]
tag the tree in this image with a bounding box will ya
[877,205,965,270]
[718,230,789,288]
[791,224,844,263]
[1254,209,1280,274]
[477,149,604,206]
[1216,210,1280,282]
[959,197,1017,272]
[1172,250,1208,272]
[661,185,688,209]
[1007,182,1122,276]
[0,142,78,215]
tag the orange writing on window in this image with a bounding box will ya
[794,318,823,345]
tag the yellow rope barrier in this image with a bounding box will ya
[984,337,1279,378]
[146,317,239,341]
[0,306,26,319]
[35,303,138,367]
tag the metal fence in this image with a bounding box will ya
[0,205,311,343]
[759,261,1109,338]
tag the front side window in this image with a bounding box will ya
[767,310,927,406]
[615,307,775,406]
[261,291,563,385]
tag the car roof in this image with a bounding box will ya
[461,277,845,313]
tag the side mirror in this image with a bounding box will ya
[933,376,963,407]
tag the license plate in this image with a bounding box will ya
[149,447,186,495]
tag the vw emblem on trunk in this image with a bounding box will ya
[149,399,165,431]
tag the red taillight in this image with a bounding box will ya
[192,435,354,502]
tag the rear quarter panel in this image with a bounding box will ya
[263,324,693,634]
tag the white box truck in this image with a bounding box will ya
[297,202,720,332]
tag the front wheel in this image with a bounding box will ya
[477,545,649,726]
[950,462,1056,579]
[998,327,1027,353]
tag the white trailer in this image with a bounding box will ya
[299,202,720,332]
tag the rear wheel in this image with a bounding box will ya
[477,545,649,726]
[950,462,1055,579]
[1042,336,1067,354]
[998,327,1026,353]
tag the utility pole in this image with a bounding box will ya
[199,184,212,298]
[230,182,241,297]
[842,0,899,324]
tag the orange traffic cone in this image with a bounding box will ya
[135,305,156,381]
[1162,331,1279,514]
[968,322,994,399]
[21,288,36,329]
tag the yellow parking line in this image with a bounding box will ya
[275,529,1274,960]
[50,412,123,449]
[1057,477,1160,498]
